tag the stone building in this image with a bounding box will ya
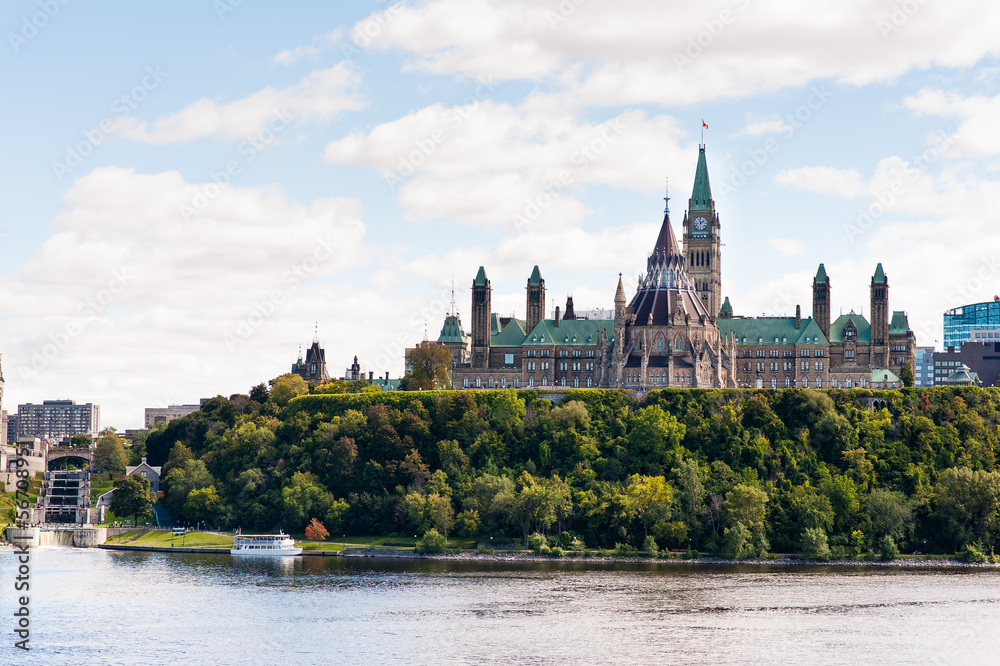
[439,143,916,392]
[292,337,330,383]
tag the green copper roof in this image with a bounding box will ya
[528,265,543,285]
[815,263,828,284]
[491,318,527,347]
[690,146,713,210]
[437,314,467,344]
[870,368,900,383]
[889,310,910,336]
[474,266,488,286]
[873,263,886,284]
[490,313,503,336]
[828,313,871,343]
[523,318,615,346]
[719,317,828,345]
[719,296,733,318]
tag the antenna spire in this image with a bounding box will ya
[663,177,670,215]
[449,276,457,316]
[313,321,319,343]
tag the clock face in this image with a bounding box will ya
[694,216,708,231]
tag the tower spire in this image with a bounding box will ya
[663,177,670,215]
[449,276,457,316]
[690,143,713,211]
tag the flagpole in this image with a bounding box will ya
[701,120,704,144]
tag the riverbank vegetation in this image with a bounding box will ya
[142,384,1000,561]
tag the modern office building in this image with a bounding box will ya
[914,346,935,387]
[932,341,1000,388]
[943,298,1000,349]
[144,404,201,428]
[16,400,100,441]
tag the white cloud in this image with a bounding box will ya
[0,167,397,428]
[325,100,696,227]
[116,64,365,144]
[768,238,807,257]
[351,0,1000,106]
[730,118,793,137]
[903,88,1000,156]
[774,166,864,197]
[270,45,320,66]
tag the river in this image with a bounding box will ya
[2,547,998,664]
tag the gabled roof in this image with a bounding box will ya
[528,265,543,285]
[523,318,615,346]
[829,312,871,343]
[719,317,828,345]
[889,310,910,335]
[474,266,488,286]
[490,313,503,336]
[873,263,886,284]
[871,368,901,383]
[690,145,713,210]
[437,314,467,344]
[491,318,527,347]
[815,263,828,284]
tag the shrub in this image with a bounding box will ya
[721,523,751,559]
[642,535,660,558]
[959,542,988,563]
[614,542,637,557]
[455,509,481,538]
[549,546,564,557]
[799,527,831,561]
[528,532,549,555]
[416,528,447,554]
[878,535,900,561]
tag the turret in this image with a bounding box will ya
[812,263,830,339]
[526,265,545,333]
[471,266,491,368]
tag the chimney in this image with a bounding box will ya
[555,306,561,327]
[368,371,373,381]
[385,371,389,381]
[795,304,801,330]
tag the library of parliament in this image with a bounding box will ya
[436,144,916,392]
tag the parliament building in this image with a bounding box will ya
[441,144,916,392]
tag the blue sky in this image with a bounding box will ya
[3,0,1000,429]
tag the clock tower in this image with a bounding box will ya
[682,144,722,321]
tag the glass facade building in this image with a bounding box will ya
[943,299,1000,349]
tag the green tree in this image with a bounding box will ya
[624,474,673,537]
[722,484,769,557]
[899,362,914,388]
[269,373,309,406]
[282,472,333,531]
[110,475,155,526]
[799,527,831,561]
[628,405,686,470]
[92,428,128,475]
[933,467,1000,550]
[865,489,913,542]
[71,434,92,447]
[405,342,453,390]
[164,459,216,518]
[184,486,222,526]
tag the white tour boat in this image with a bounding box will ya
[230,532,302,556]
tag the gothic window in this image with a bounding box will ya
[832,377,838,388]
[845,377,853,388]
[675,336,684,350]
[476,377,481,388]
[501,377,506,388]
[703,282,708,291]
[463,377,468,388]
[656,336,665,350]
[801,377,808,388]
[675,372,679,383]
[488,377,494,388]
[771,377,777,389]
[785,377,791,388]
[816,377,822,389]
[561,377,566,386]
[529,377,534,387]
[587,377,592,387]
[574,377,579,388]
[542,377,547,386]
[513,378,519,388]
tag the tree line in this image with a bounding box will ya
[140,380,1000,560]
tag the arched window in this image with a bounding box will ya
[845,377,853,388]
[656,335,665,350]
[574,377,579,387]
[513,377,519,388]
[476,377,481,388]
[801,377,808,388]
[542,377,548,386]
[771,377,777,389]
[529,377,534,387]
[463,377,468,388]
[561,377,566,386]
[501,377,506,388]
[816,377,822,388]
[488,377,494,388]
[675,336,683,350]
[785,377,791,387]
[675,372,679,383]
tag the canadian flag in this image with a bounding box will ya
[702,120,708,129]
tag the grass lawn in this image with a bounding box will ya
[107,529,236,548]
[90,480,114,505]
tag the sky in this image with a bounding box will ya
[2,0,1000,430]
